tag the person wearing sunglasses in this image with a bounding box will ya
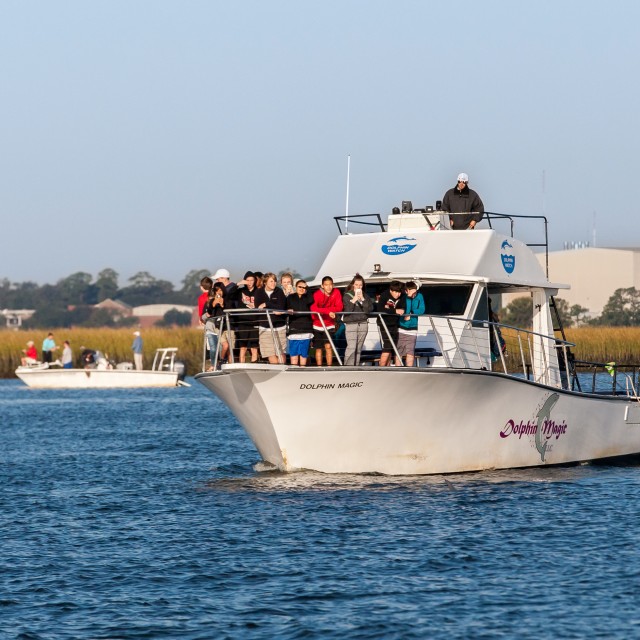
[442,172,484,230]
[286,280,314,366]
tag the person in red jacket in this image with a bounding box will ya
[21,340,38,366]
[310,275,343,366]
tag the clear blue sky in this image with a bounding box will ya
[2,0,639,287]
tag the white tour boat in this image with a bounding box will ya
[16,347,186,389]
[196,208,640,475]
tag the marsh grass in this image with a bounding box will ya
[3,325,640,378]
[1,328,206,378]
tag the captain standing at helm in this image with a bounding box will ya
[442,172,484,230]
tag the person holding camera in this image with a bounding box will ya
[342,274,374,366]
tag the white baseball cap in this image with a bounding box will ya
[133,331,140,336]
[457,173,469,183]
[213,268,230,279]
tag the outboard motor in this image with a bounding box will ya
[172,360,187,382]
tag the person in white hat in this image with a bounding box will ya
[132,330,143,370]
[441,172,484,230]
[211,268,238,362]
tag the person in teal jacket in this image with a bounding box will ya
[398,282,425,366]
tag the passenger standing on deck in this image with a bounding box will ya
[376,281,405,367]
[310,276,344,367]
[42,332,58,364]
[236,271,260,364]
[342,274,374,366]
[254,273,288,364]
[212,268,237,361]
[280,272,295,297]
[398,282,425,366]
[61,340,73,369]
[202,282,227,369]
[286,279,314,366]
[442,172,484,230]
[132,331,143,370]
[198,276,213,325]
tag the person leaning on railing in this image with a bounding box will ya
[310,276,344,367]
[376,281,405,367]
[286,280,314,366]
[397,282,425,367]
[342,274,374,366]
[254,272,288,364]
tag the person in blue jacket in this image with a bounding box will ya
[397,282,425,366]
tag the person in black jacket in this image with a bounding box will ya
[286,280,314,366]
[442,172,484,230]
[254,272,288,364]
[376,280,405,367]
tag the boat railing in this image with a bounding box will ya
[332,210,550,276]
[201,309,581,391]
[570,359,640,398]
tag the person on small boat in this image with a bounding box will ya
[376,281,405,367]
[342,274,374,366]
[254,272,288,364]
[61,340,73,369]
[310,275,344,366]
[42,332,59,364]
[132,331,144,370]
[398,282,425,366]
[442,172,484,230]
[236,271,260,364]
[80,347,97,369]
[21,340,38,366]
[286,279,314,366]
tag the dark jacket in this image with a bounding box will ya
[202,296,226,331]
[286,292,314,334]
[254,286,287,328]
[342,290,374,324]
[442,184,484,229]
[376,290,404,332]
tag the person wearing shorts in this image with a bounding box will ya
[286,279,314,366]
[254,272,288,364]
[310,276,343,366]
[398,281,425,366]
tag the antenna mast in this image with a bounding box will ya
[345,154,351,233]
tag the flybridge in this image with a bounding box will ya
[315,211,561,291]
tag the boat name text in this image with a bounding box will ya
[299,382,364,390]
[500,418,567,440]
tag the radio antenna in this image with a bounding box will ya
[345,154,351,233]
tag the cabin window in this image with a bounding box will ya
[420,284,474,316]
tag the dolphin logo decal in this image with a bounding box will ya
[535,393,559,462]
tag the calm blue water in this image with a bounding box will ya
[2,377,640,639]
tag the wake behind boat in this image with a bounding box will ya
[196,207,640,475]
[16,347,186,389]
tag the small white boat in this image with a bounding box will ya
[196,208,640,475]
[16,347,186,389]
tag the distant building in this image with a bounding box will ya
[502,247,640,318]
[131,304,196,328]
[93,298,132,321]
[539,247,640,317]
[0,309,35,329]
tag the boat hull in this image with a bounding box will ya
[16,368,179,389]
[196,365,640,475]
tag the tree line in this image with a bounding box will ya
[0,268,212,329]
[500,288,640,328]
[3,268,636,329]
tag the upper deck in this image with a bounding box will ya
[311,211,567,293]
